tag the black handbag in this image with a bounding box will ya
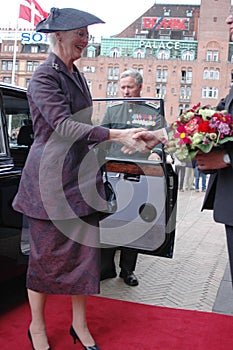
[99,167,117,220]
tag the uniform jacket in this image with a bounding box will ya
[202,89,233,226]
[13,53,109,220]
[101,101,166,159]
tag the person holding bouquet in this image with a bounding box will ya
[195,13,233,288]
[130,13,233,289]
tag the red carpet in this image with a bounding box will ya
[0,295,233,350]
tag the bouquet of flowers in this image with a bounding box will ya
[165,103,233,161]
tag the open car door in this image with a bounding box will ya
[92,97,178,258]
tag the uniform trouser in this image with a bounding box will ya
[225,225,233,287]
[101,247,138,274]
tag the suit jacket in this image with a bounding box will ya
[13,53,109,220]
[202,88,233,226]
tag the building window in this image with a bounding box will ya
[3,76,11,84]
[181,50,195,61]
[206,50,219,62]
[107,66,119,80]
[155,84,166,98]
[87,46,97,58]
[157,49,170,60]
[137,67,143,76]
[107,82,118,96]
[8,45,14,52]
[203,69,220,80]
[31,46,39,53]
[163,9,170,16]
[180,86,191,100]
[186,10,193,17]
[179,104,190,115]
[156,68,168,82]
[109,47,120,58]
[181,69,192,83]
[83,66,96,73]
[202,87,218,99]
[1,60,18,71]
[27,61,39,72]
[26,78,31,88]
[133,48,145,59]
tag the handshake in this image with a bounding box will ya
[109,127,168,154]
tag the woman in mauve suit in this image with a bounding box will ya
[12,8,145,350]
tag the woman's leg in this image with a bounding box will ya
[27,289,49,349]
[71,295,95,346]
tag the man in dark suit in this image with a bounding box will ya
[100,68,165,286]
[195,13,233,287]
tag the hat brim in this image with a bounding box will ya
[36,7,105,33]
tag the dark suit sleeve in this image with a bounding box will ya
[216,97,226,111]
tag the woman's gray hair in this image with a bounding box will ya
[47,33,56,52]
[120,69,143,86]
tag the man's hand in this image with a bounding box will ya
[109,128,150,154]
[196,149,230,170]
[132,129,166,149]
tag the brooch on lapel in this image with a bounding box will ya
[52,63,60,71]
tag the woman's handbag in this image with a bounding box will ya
[99,166,117,220]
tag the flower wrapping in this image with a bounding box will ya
[165,103,233,161]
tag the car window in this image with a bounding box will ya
[0,112,7,156]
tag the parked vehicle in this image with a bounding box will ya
[0,84,177,282]
[0,83,30,282]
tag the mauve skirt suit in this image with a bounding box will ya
[12,53,110,295]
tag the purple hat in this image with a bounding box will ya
[36,7,104,33]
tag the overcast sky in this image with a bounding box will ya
[0,0,205,40]
[2,0,233,40]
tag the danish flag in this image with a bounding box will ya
[19,0,48,27]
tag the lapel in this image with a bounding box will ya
[48,53,91,102]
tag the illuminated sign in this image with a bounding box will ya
[143,17,189,31]
[21,32,48,44]
[139,40,181,50]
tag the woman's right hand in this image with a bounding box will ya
[109,128,150,154]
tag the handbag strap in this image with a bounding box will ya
[101,164,108,182]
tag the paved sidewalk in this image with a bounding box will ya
[100,190,232,315]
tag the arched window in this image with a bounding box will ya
[157,49,170,60]
[181,50,195,61]
[87,46,96,58]
[133,48,145,59]
[109,47,120,58]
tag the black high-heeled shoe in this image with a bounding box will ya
[28,329,51,350]
[69,325,100,350]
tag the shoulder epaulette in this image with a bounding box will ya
[145,101,160,109]
[108,101,124,107]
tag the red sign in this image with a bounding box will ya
[143,17,188,31]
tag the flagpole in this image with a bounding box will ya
[11,3,20,85]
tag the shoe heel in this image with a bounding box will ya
[69,325,100,349]
[70,325,79,344]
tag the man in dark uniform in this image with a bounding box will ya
[100,68,166,286]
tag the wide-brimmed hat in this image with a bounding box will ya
[36,7,104,33]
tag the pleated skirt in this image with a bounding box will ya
[26,214,100,295]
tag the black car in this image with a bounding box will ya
[0,83,31,282]
[0,84,177,282]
